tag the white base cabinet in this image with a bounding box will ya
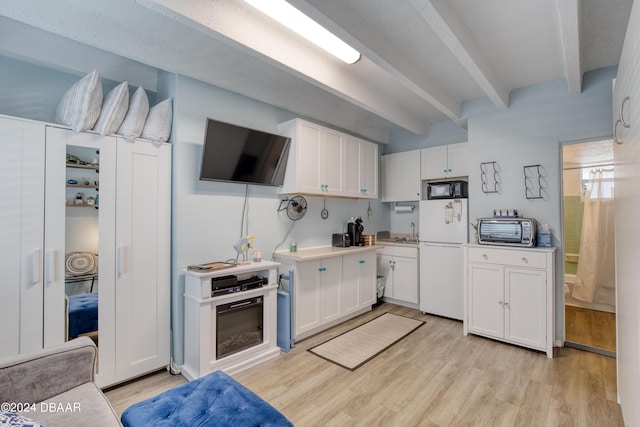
[463,245,555,358]
[275,247,377,340]
[377,246,419,307]
[342,251,377,314]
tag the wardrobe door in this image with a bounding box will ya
[43,127,68,349]
[45,127,118,388]
[115,138,171,381]
[0,117,45,357]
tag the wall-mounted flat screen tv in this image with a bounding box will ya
[199,118,291,186]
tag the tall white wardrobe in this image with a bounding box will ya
[0,115,171,388]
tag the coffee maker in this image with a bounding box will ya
[347,217,364,246]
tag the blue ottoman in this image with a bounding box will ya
[121,371,293,427]
[68,292,99,338]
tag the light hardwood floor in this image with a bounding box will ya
[105,303,624,426]
[565,304,616,352]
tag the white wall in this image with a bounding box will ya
[386,119,468,155]
[464,66,616,340]
[0,56,156,123]
[170,74,389,363]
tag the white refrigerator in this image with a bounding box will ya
[419,198,468,320]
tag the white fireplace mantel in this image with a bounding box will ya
[182,261,281,380]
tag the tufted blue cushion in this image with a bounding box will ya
[68,292,99,338]
[121,370,293,427]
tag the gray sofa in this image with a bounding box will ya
[0,337,120,426]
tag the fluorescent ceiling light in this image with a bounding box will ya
[244,0,361,64]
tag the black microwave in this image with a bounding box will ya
[426,180,468,199]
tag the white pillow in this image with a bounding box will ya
[117,87,149,141]
[141,98,172,143]
[93,81,129,135]
[54,70,103,132]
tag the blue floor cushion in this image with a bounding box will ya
[68,292,99,338]
[121,370,293,427]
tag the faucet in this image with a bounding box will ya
[411,222,416,241]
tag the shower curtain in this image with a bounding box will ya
[572,170,615,305]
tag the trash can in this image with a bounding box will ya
[374,275,386,307]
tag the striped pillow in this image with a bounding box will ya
[141,98,173,143]
[117,87,149,141]
[54,70,103,132]
[93,81,129,135]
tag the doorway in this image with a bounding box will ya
[562,139,616,356]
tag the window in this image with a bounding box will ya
[581,168,614,200]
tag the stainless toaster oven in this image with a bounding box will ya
[477,218,537,247]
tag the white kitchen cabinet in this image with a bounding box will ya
[420,142,468,180]
[613,1,640,423]
[0,119,93,360]
[294,257,342,336]
[358,138,379,199]
[381,150,421,202]
[275,247,377,340]
[278,118,377,199]
[342,251,376,315]
[377,246,419,306]
[463,245,554,358]
[342,135,378,199]
[278,119,343,196]
[343,135,378,199]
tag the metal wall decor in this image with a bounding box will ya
[523,164,544,199]
[480,161,499,194]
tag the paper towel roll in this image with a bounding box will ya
[394,205,414,212]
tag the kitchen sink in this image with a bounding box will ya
[379,237,419,244]
[376,231,419,245]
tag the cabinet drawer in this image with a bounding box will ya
[377,246,418,258]
[467,247,546,269]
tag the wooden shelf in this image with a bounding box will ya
[66,204,98,209]
[66,162,98,170]
[67,183,99,189]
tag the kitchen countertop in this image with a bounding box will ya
[274,245,380,261]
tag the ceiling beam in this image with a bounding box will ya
[409,0,509,110]
[288,0,461,123]
[556,0,582,95]
[139,0,431,135]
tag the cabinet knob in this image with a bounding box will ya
[498,301,504,306]
[521,257,528,264]
[482,254,488,260]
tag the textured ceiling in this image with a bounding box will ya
[0,0,633,143]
